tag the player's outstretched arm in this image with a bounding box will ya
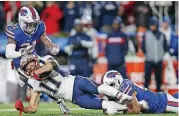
[22,89,41,114]
[40,32,60,55]
[15,89,41,115]
[5,37,21,58]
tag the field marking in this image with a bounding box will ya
[0,108,89,112]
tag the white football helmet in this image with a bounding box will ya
[102,70,123,89]
[18,6,40,34]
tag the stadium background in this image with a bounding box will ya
[0,1,178,104]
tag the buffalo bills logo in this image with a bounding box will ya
[20,9,28,16]
[106,72,120,78]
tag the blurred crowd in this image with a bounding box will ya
[0,1,178,95]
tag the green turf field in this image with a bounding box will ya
[0,102,177,116]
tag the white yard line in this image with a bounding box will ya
[0,108,89,112]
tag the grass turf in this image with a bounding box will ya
[0,102,177,116]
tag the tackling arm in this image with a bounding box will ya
[32,58,58,81]
[40,32,60,55]
[15,89,41,115]
[23,89,41,114]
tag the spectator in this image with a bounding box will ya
[0,2,5,32]
[71,18,99,61]
[160,16,172,46]
[41,1,63,36]
[100,1,118,33]
[81,18,98,61]
[63,1,80,36]
[142,17,168,92]
[4,1,21,23]
[135,2,151,27]
[25,1,44,15]
[105,16,128,79]
[124,15,137,35]
[65,19,93,77]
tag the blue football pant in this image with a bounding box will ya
[72,77,103,109]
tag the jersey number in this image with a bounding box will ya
[19,41,36,53]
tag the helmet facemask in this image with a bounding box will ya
[19,19,40,35]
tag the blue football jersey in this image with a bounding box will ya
[5,21,46,68]
[119,79,167,113]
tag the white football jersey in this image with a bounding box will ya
[21,55,76,101]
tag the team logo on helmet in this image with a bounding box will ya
[106,71,120,78]
[20,9,28,16]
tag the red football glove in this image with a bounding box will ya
[15,100,24,116]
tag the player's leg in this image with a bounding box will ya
[166,93,179,113]
[144,62,153,89]
[77,77,132,102]
[154,62,162,92]
[78,77,118,97]
[74,93,127,114]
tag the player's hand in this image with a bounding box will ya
[64,45,73,55]
[15,100,24,116]
[139,100,149,110]
[49,44,60,55]
[117,93,133,105]
[58,101,70,115]
[21,45,34,56]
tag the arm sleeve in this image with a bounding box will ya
[5,44,21,58]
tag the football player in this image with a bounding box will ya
[14,54,133,115]
[5,6,60,87]
[102,70,179,114]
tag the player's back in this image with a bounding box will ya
[119,79,167,113]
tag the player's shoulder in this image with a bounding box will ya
[39,20,46,31]
[5,23,22,39]
[36,20,46,36]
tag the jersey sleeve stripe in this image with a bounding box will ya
[124,85,131,94]
[123,85,129,94]
[126,87,132,95]
[168,101,179,107]
[6,28,14,35]
[5,32,15,39]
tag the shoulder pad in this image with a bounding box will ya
[38,20,46,35]
[5,23,21,39]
